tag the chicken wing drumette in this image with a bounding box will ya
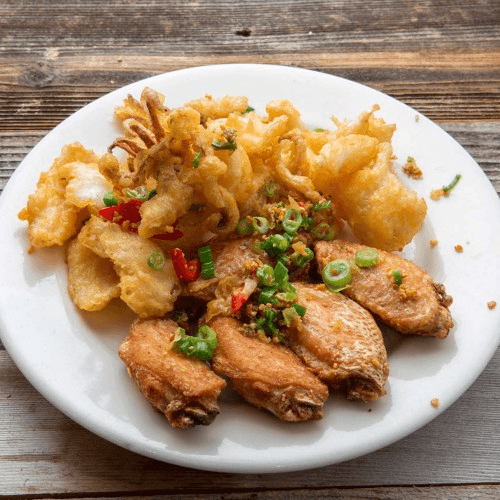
[315,240,454,339]
[209,316,329,422]
[119,318,226,429]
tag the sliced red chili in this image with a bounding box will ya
[169,248,201,282]
[99,201,183,240]
[152,220,184,241]
[98,199,142,232]
[231,292,248,314]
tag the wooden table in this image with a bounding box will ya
[1,1,499,497]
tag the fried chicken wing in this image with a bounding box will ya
[118,318,226,429]
[209,316,328,422]
[188,236,269,301]
[285,283,389,402]
[315,240,454,339]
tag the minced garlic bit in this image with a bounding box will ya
[430,188,445,201]
[487,301,497,310]
[454,244,464,253]
[431,398,439,408]
[402,156,423,179]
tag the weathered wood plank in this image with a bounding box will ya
[49,486,500,500]
[1,346,499,495]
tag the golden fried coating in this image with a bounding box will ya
[210,316,329,422]
[78,216,180,317]
[66,238,120,311]
[315,240,454,339]
[328,143,427,251]
[286,283,389,402]
[18,142,100,250]
[119,318,226,429]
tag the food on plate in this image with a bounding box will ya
[209,316,329,421]
[18,88,453,429]
[314,240,454,339]
[18,143,104,251]
[77,215,181,318]
[285,283,389,402]
[119,318,226,429]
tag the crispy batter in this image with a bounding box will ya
[287,283,389,402]
[18,142,100,250]
[78,216,180,317]
[66,238,121,311]
[210,316,329,422]
[315,240,454,338]
[329,143,427,251]
[119,318,226,429]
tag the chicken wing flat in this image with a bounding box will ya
[315,240,454,339]
[118,318,226,429]
[188,236,269,301]
[286,283,389,402]
[209,316,329,422]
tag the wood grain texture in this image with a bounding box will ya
[1,345,500,495]
[1,0,499,497]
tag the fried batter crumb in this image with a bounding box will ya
[487,301,497,310]
[430,188,445,201]
[454,244,464,253]
[429,239,438,248]
[402,157,423,179]
[431,398,439,408]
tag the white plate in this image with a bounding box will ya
[1,64,500,473]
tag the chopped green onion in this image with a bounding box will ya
[252,216,270,234]
[201,262,215,279]
[242,106,255,114]
[192,151,203,168]
[236,218,253,235]
[273,260,289,286]
[126,186,149,201]
[264,183,277,197]
[313,222,336,241]
[173,325,218,361]
[322,259,352,292]
[282,208,303,234]
[147,251,165,270]
[198,246,215,279]
[407,156,415,163]
[103,190,118,207]
[212,139,237,150]
[259,285,279,305]
[277,254,290,267]
[442,174,461,193]
[261,234,290,256]
[291,303,307,317]
[314,128,325,132]
[198,246,213,263]
[282,306,298,327]
[355,248,379,268]
[301,216,314,229]
[290,247,314,267]
[256,265,275,286]
[147,188,157,200]
[277,280,297,302]
[393,269,403,285]
[312,200,332,211]
[197,325,218,349]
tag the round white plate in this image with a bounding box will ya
[1,64,500,473]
